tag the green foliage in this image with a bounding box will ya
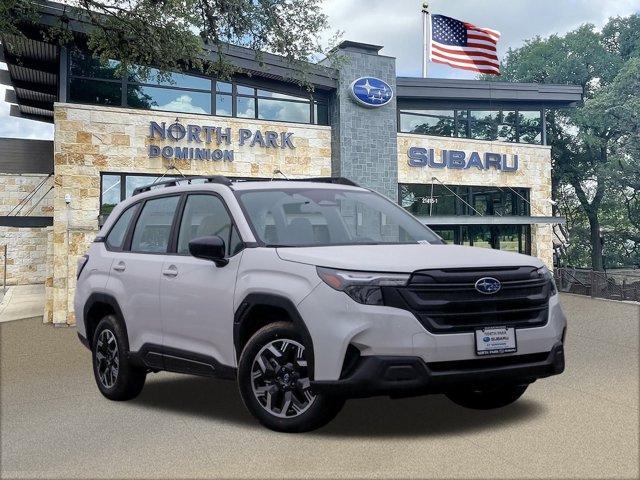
[484,15,640,269]
[2,0,335,89]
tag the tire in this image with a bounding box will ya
[446,384,528,410]
[91,315,146,401]
[238,322,344,432]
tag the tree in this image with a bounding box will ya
[486,16,640,270]
[1,0,333,86]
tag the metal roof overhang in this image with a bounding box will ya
[419,215,566,225]
[396,77,583,109]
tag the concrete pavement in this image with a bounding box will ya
[0,284,45,323]
[1,294,638,479]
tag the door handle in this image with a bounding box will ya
[162,265,178,277]
[113,262,126,272]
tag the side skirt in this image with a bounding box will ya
[129,344,236,380]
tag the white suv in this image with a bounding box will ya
[75,176,566,432]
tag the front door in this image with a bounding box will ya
[160,193,244,369]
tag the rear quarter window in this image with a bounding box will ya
[105,205,137,250]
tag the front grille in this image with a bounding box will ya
[383,266,550,333]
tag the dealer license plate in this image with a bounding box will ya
[475,326,517,356]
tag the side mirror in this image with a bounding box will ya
[188,235,228,267]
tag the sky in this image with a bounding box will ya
[1,0,639,140]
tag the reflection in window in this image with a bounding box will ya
[237,96,255,118]
[455,110,468,137]
[314,102,329,125]
[216,81,232,93]
[237,85,255,95]
[101,175,121,216]
[69,78,122,106]
[258,98,310,123]
[128,66,210,90]
[70,49,121,79]
[470,110,497,140]
[518,111,542,144]
[400,110,455,136]
[215,93,232,116]
[127,85,211,114]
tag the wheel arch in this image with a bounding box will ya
[234,293,315,380]
[83,293,128,348]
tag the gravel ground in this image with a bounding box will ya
[1,293,638,479]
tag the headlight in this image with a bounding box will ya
[316,267,409,305]
[537,266,557,296]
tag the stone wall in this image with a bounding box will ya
[51,103,332,325]
[397,134,554,268]
[0,174,53,286]
[324,48,398,200]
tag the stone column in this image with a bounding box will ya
[322,42,398,201]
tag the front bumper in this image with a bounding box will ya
[311,342,565,398]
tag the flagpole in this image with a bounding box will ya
[422,2,430,77]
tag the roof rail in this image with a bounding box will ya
[131,175,233,196]
[290,177,361,187]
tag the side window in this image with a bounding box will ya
[131,196,179,253]
[177,194,243,256]
[105,205,136,250]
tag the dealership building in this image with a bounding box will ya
[0,1,582,325]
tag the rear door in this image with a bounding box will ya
[105,194,181,354]
[160,192,244,369]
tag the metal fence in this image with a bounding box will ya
[555,267,640,302]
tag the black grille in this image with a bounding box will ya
[383,266,550,333]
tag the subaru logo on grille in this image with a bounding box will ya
[475,277,501,295]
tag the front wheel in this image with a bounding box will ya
[446,384,528,410]
[238,322,344,432]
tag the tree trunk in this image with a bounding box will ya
[587,211,604,271]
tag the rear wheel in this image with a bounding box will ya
[238,322,344,432]
[92,315,146,401]
[446,384,528,410]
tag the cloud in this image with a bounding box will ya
[154,94,209,114]
[321,0,640,78]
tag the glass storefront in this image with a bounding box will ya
[399,183,532,254]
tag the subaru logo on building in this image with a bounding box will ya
[349,77,393,107]
[475,277,502,295]
[483,336,491,343]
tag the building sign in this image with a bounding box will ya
[407,147,518,171]
[148,121,295,162]
[349,77,393,107]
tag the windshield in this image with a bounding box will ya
[236,188,443,247]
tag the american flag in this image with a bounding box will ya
[429,14,501,75]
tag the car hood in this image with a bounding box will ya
[276,244,544,272]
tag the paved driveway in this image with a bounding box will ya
[1,294,638,479]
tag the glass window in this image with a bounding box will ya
[216,81,232,93]
[314,102,329,125]
[237,85,255,95]
[518,111,542,144]
[400,110,455,136]
[70,49,121,79]
[177,194,241,255]
[470,110,498,140]
[257,89,306,101]
[237,96,255,118]
[497,111,517,142]
[128,66,210,90]
[69,78,122,106]
[237,188,442,247]
[215,93,232,116]
[455,110,469,137]
[101,175,121,216]
[258,98,310,123]
[127,85,211,114]
[131,196,180,253]
[106,205,136,250]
